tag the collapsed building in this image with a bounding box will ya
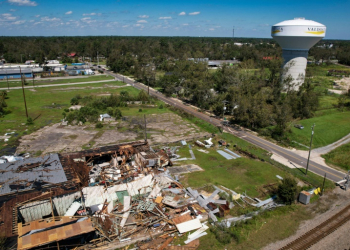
[1,139,279,249]
[0,140,177,249]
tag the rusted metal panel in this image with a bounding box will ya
[18,217,94,250]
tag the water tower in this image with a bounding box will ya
[271,18,326,90]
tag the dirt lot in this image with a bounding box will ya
[263,187,350,250]
[16,113,210,155]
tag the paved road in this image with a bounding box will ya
[104,69,345,183]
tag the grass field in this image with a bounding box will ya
[179,148,286,197]
[287,111,350,148]
[322,142,350,171]
[0,75,114,88]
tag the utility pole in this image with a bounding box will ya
[305,123,315,175]
[144,114,147,142]
[32,70,35,88]
[97,51,99,66]
[222,100,227,121]
[321,173,326,196]
[20,67,28,119]
[6,69,9,90]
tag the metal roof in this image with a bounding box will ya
[273,18,325,27]
[0,154,67,196]
[0,68,33,75]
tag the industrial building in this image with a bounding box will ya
[0,68,33,80]
[271,17,326,90]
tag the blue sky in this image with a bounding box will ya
[0,0,349,39]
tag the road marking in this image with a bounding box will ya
[244,133,343,180]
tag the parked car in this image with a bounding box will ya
[294,124,304,129]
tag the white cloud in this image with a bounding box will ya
[179,12,186,16]
[134,23,144,29]
[189,12,200,15]
[81,17,91,21]
[83,13,101,16]
[159,16,171,20]
[9,9,16,12]
[1,13,17,21]
[29,19,34,22]
[182,23,188,26]
[209,28,214,31]
[137,20,147,23]
[34,14,40,17]
[65,11,73,15]
[138,15,149,18]
[122,25,129,28]
[13,20,25,25]
[41,16,61,22]
[8,0,37,6]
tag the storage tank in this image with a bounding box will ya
[271,18,326,90]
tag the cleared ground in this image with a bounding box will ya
[16,113,210,155]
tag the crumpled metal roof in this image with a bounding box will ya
[0,154,67,196]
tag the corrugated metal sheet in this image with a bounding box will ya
[17,217,94,250]
[175,219,202,233]
[217,150,235,160]
[0,154,67,196]
[224,149,241,158]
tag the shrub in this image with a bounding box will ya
[139,108,142,112]
[26,117,34,125]
[64,108,70,112]
[277,176,298,205]
[95,122,103,129]
[106,107,114,116]
[70,97,79,105]
[159,104,164,109]
[115,108,122,119]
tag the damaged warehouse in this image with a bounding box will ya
[0,140,279,249]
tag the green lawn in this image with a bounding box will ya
[322,142,350,171]
[318,95,339,110]
[288,111,350,148]
[0,75,114,88]
[183,149,286,197]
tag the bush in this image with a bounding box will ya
[115,108,122,119]
[70,97,79,105]
[95,122,103,129]
[139,108,142,112]
[277,176,298,204]
[64,108,70,112]
[106,107,114,116]
[26,117,34,125]
[159,104,164,109]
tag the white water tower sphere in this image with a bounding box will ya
[271,18,326,90]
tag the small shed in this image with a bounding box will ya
[299,190,311,205]
[99,113,112,121]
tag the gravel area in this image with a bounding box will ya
[263,188,350,250]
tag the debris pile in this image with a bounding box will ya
[0,139,284,249]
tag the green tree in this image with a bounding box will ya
[115,108,122,119]
[277,176,298,205]
[70,97,79,105]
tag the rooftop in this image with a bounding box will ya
[0,154,67,196]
